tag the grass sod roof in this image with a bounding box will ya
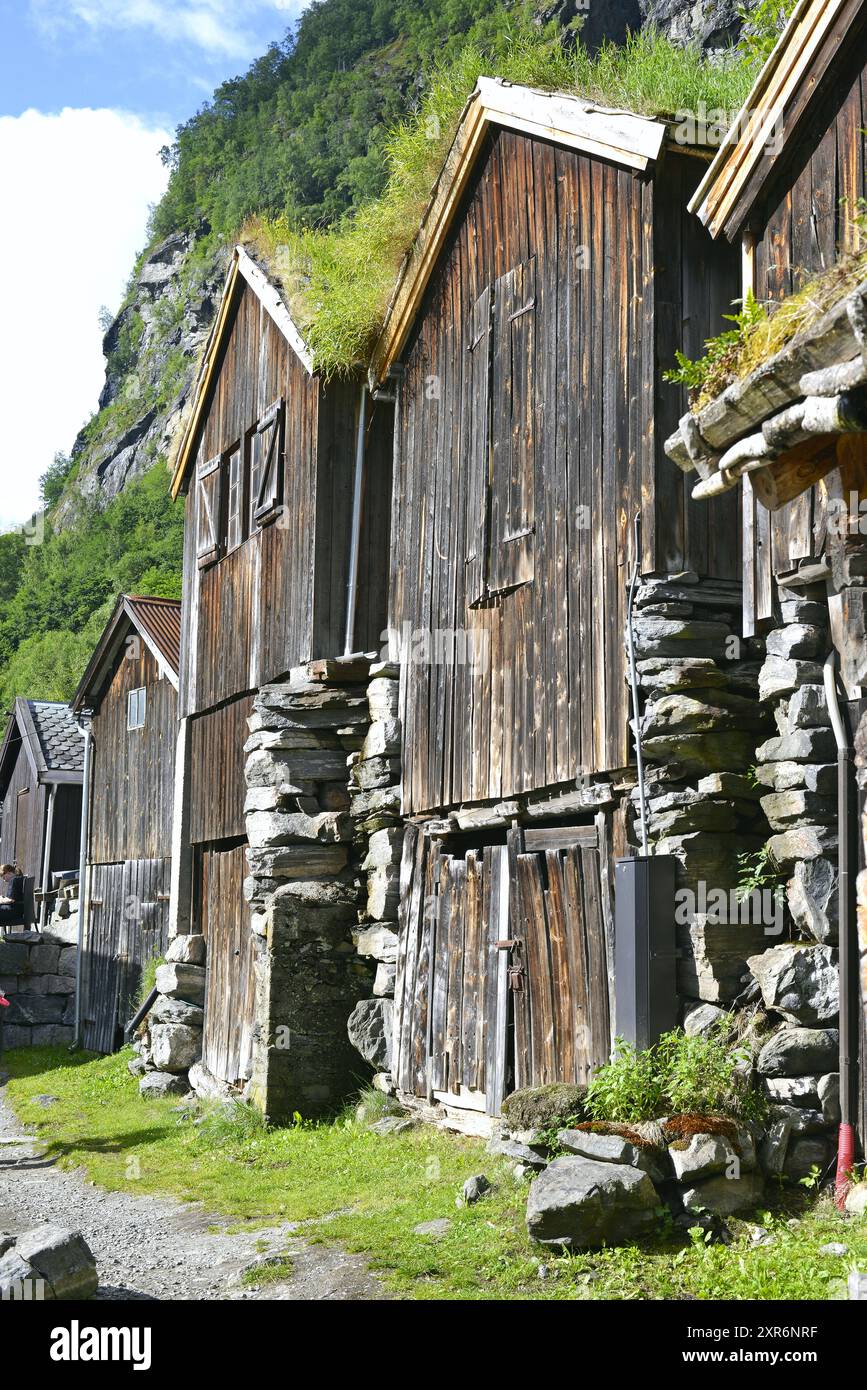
[240,31,754,379]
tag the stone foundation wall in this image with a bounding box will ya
[240,660,377,1118]
[346,662,403,1078]
[628,574,846,1175]
[0,920,78,1049]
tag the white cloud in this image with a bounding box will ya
[0,107,171,529]
[31,1,307,60]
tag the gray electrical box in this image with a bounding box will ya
[615,856,678,1048]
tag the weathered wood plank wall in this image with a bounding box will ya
[391,130,739,815]
[745,48,867,622]
[89,644,176,864]
[0,745,45,881]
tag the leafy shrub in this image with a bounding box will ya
[584,1026,764,1125]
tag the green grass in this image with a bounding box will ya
[3,1047,864,1301]
[244,30,753,377]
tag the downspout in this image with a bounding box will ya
[626,511,649,856]
[343,386,368,657]
[824,650,856,1208]
[73,716,93,1048]
[39,784,57,929]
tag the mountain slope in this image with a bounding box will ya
[0,0,773,709]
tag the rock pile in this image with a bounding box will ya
[753,592,838,941]
[629,574,773,1004]
[241,660,374,1117]
[514,1108,769,1248]
[347,661,404,1076]
[134,934,206,1098]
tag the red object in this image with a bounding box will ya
[835,1122,856,1210]
[0,994,9,1008]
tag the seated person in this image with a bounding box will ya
[0,864,25,928]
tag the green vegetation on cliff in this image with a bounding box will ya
[0,0,759,707]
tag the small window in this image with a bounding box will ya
[465,258,537,605]
[225,441,245,552]
[250,399,284,528]
[196,453,223,569]
[127,688,147,731]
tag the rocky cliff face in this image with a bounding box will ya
[52,233,226,529]
[642,0,744,51]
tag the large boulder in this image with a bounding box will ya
[14,1226,97,1299]
[787,858,838,943]
[668,1133,736,1184]
[155,961,206,1006]
[149,1023,201,1073]
[347,998,393,1070]
[557,1129,665,1179]
[139,1070,190,1099]
[757,1026,839,1078]
[526,1156,659,1249]
[681,1171,765,1216]
[747,944,839,1024]
[165,933,206,966]
[501,1083,586,1130]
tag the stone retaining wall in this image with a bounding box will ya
[0,923,78,1049]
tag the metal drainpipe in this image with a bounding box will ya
[39,784,57,930]
[73,717,92,1047]
[626,511,649,855]
[343,386,368,657]
[823,650,856,1208]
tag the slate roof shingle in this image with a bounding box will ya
[28,701,86,773]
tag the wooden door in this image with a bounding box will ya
[199,843,256,1087]
[509,826,613,1090]
[81,858,171,1054]
[392,822,614,1115]
[81,862,125,1053]
[392,828,510,1116]
[14,788,31,867]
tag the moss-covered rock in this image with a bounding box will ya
[501,1083,587,1131]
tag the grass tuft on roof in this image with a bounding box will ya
[242,30,753,377]
[667,211,867,408]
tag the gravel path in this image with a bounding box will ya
[0,1086,389,1301]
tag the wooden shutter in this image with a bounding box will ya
[226,441,245,552]
[489,257,536,595]
[465,286,492,608]
[251,399,284,526]
[196,453,222,569]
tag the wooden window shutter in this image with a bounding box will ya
[196,453,222,570]
[489,257,537,595]
[465,285,493,607]
[226,442,244,552]
[251,399,284,526]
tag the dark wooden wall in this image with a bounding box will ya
[50,785,83,877]
[743,42,867,624]
[391,130,740,816]
[189,694,253,845]
[179,280,393,721]
[0,742,45,881]
[89,642,176,865]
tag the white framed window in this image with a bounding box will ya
[127,687,147,731]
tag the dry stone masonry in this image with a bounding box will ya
[0,922,78,1049]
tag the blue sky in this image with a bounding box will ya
[0,0,308,527]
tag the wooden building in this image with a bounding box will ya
[683,0,867,633]
[71,595,181,1052]
[0,699,84,920]
[169,245,393,1093]
[368,78,742,1113]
